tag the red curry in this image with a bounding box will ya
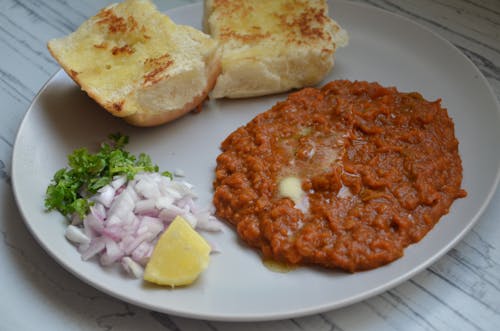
[213,80,466,272]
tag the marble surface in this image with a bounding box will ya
[1,0,499,330]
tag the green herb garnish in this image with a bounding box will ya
[45,133,171,219]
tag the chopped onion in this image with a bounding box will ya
[134,199,157,215]
[65,172,221,278]
[121,257,144,279]
[131,241,153,266]
[100,238,124,266]
[110,175,127,189]
[92,185,115,208]
[65,225,90,244]
[81,236,106,261]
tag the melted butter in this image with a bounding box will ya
[263,259,298,273]
[278,176,303,204]
[278,175,310,213]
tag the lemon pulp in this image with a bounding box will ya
[144,215,211,287]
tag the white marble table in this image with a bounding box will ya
[1,0,499,330]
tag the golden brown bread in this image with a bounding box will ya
[48,0,221,126]
[203,0,348,99]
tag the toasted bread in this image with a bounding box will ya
[203,0,348,99]
[48,0,221,127]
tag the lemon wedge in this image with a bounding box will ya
[144,216,211,287]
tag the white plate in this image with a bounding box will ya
[12,0,500,322]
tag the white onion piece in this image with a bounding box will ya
[84,213,104,233]
[121,232,150,255]
[111,175,127,189]
[162,187,183,200]
[65,172,221,278]
[196,214,223,232]
[91,203,106,222]
[65,225,90,244]
[106,214,123,227]
[136,216,164,240]
[155,195,174,209]
[170,181,196,197]
[93,185,115,208]
[122,210,137,225]
[158,205,186,223]
[108,190,135,220]
[101,225,126,241]
[127,185,141,202]
[135,177,161,199]
[181,212,198,228]
[100,238,124,266]
[124,216,140,233]
[131,241,153,266]
[176,195,194,209]
[81,237,106,260]
[121,257,144,279]
[134,199,157,215]
[118,235,135,254]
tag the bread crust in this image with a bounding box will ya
[47,0,221,127]
[204,0,348,99]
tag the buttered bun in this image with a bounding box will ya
[48,0,221,127]
[203,0,348,99]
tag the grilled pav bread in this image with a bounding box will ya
[203,0,348,99]
[48,0,221,127]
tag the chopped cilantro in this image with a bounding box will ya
[44,133,171,219]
